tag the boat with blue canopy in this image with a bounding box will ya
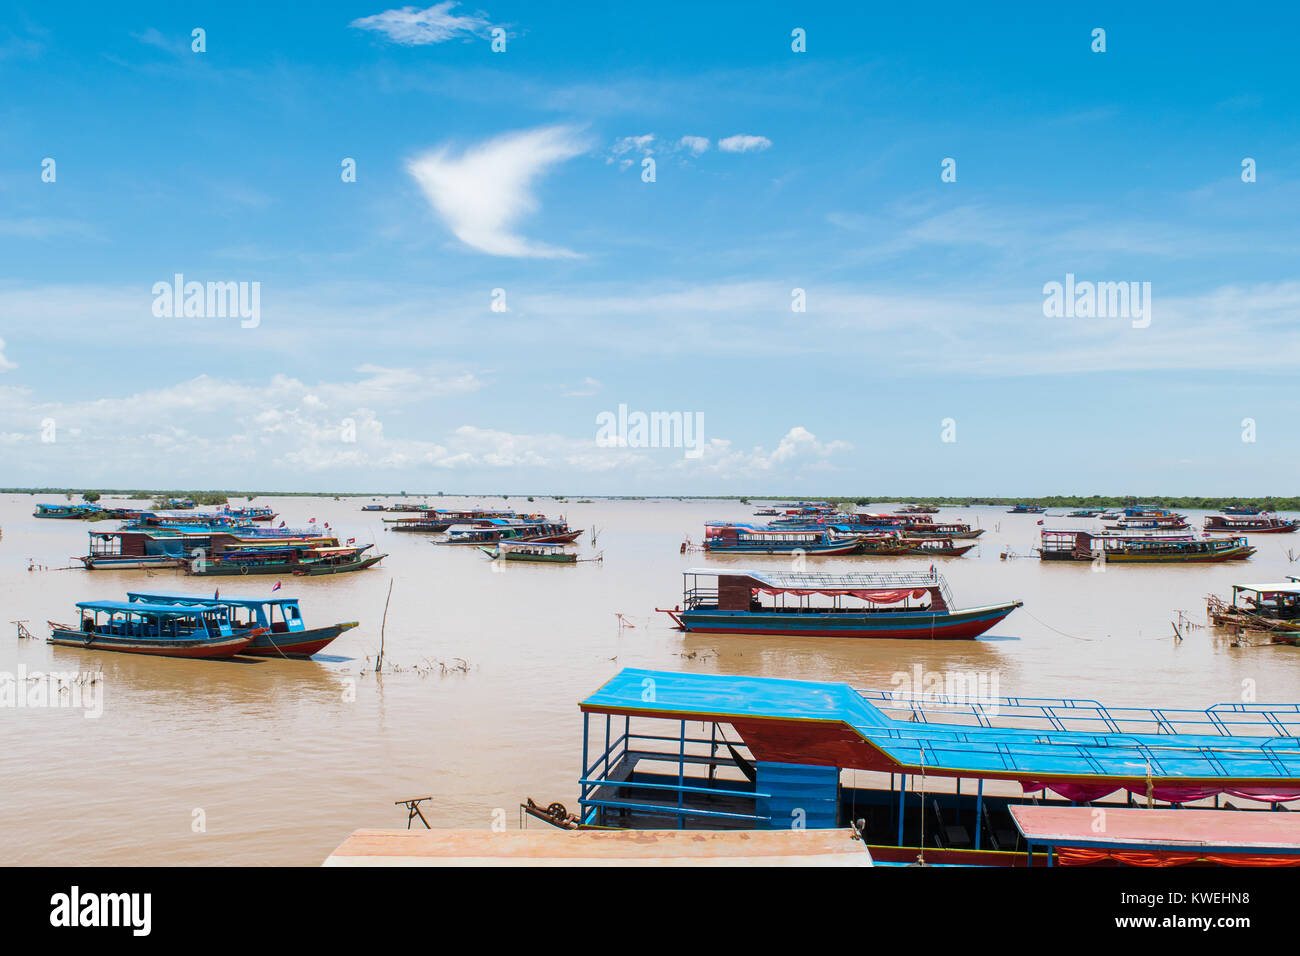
[522,668,1300,866]
[124,591,358,657]
[47,600,258,659]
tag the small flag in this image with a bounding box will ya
[309,517,316,523]
[272,581,282,592]
[279,520,286,528]
[1037,519,1044,525]
[346,537,356,545]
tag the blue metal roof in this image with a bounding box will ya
[76,600,219,617]
[583,669,1300,783]
[125,591,297,607]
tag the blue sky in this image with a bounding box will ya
[1,2,1298,494]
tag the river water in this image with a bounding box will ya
[3,493,1298,864]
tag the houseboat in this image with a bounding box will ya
[1205,514,1299,534]
[1006,504,1045,514]
[1039,530,1254,563]
[125,591,358,657]
[47,600,257,659]
[897,504,939,514]
[522,668,1300,865]
[1066,509,1102,518]
[1223,505,1262,515]
[703,525,861,555]
[659,568,1020,639]
[80,525,339,570]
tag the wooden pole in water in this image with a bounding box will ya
[377,578,393,673]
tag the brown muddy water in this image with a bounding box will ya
[3,493,1299,865]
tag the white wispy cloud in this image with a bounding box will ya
[0,337,15,371]
[406,125,589,258]
[717,134,771,153]
[678,136,710,155]
[560,377,602,397]
[350,2,493,45]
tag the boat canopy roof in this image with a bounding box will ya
[125,590,298,607]
[684,567,944,594]
[581,669,1300,794]
[76,600,222,617]
[1233,582,1300,595]
[1010,805,1300,854]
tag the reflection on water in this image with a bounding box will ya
[2,494,1299,863]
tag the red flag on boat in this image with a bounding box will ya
[1037,519,1044,525]
[309,517,316,523]
[279,520,286,528]
[346,537,355,545]
[272,581,282,592]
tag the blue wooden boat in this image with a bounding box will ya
[125,591,358,657]
[703,524,861,555]
[523,668,1300,865]
[661,568,1019,638]
[47,600,257,659]
[1006,504,1045,514]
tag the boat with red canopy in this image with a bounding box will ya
[1205,514,1299,534]
[659,568,1020,639]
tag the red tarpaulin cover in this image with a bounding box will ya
[753,587,930,603]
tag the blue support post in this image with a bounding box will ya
[678,719,687,828]
[898,774,907,846]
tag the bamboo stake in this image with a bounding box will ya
[376,578,393,674]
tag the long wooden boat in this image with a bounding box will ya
[218,505,277,522]
[1040,529,1254,562]
[1006,504,1045,514]
[183,543,385,576]
[476,541,577,564]
[900,537,976,557]
[125,591,357,657]
[703,524,861,555]
[1205,514,1299,534]
[827,516,983,539]
[660,568,1020,639]
[292,553,387,576]
[443,520,581,545]
[33,503,102,519]
[525,668,1300,866]
[47,600,257,659]
[1103,514,1189,531]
